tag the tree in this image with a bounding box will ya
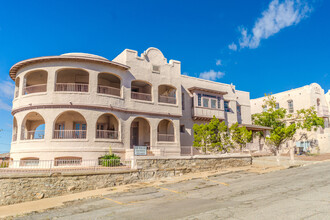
[193,123,212,154]
[209,117,234,153]
[253,95,324,157]
[193,116,234,154]
[230,123,252,151]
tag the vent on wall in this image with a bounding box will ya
[152,65,160,73]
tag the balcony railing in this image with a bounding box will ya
[192,106,225,120]
[97,85,120,97]
[12,133,17,142]
[158,133,175,142]
[159,95,176,104]
[96,130,118,139]
[317,105,330,117]
[53,130,87,139]
[131,91,152,101]
[21,130,45,140]
[23,84,47,95]
[55,83,88,92]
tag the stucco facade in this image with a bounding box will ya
[251,83,330,153]
[10,47,256,162]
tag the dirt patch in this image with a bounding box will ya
[283,153,330,161]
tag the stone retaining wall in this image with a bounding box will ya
[0,155,251,206]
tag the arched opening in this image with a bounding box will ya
[97,73,121,96]
[96,113,119,139]
[23,70,47,95]
[15,77,20,98]
[157,119,175,142]
[20,157,39,166]
[55,68,89,92]
[130,117,150,148]
[53,111,87,139]
[131,80,152,101]
[54,157,82,166]
[12,117,18,142]
[158,85,176,104]
[21,112,45,140]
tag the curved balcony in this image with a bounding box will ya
[53,130,86,139]
[55,83,88,92]
[97,85,120,97]
[21,130,45,140]
[23,84,47,95]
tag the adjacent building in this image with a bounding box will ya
[251,83,330,153]
[10,47,267,163]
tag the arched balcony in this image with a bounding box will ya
[21,112,45,140]
[12,117,18,142]
[23,70,47,95]
[14,77,20,98]
[53,111,87,139]
[55,69,89,92]
[131,80,152,101]
[96,113,119,139]
[97,73,121,97]
[158,85,176,104]
[157,119,175,142]
[130,117,150,148]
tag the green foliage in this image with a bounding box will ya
[230,123,252,151]
[295,107,324,131]
[99,153,121,167]
[193,116,241,154]
[252,95,324,154]
[0,162,9,168]
[193,122,213,154]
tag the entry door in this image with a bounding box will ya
[131,122,139,148]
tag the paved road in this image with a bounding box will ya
[17,162,330,220]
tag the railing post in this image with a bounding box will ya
[49,160,53,175]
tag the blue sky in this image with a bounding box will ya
[0,0,329,152]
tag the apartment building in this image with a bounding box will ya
[9,47,266,163]
[251,83,330,153]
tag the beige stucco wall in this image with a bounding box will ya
[250,83,330,153]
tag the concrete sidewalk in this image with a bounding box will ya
[0,156,325,219]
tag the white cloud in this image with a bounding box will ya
[0,80,14,99]
[216,59,222,66]
[228,42,238,51]
[199,70,225,81]
[0,80,14,112]
[237,0,312,49]
[0,99,12,111]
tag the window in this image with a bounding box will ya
[288,100,294,113]
[203,98,209,108]
[180,125,185,133]
[224,101,230,112]
[275,103,280,110]
[182,93,185,110]
[237,105,241,115]
[211,99,217,109]
[197,94,202,106]
[217,97,221,109]
[152,65,160,73]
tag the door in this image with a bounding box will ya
[131,122,139,148]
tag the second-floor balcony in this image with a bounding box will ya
[21,130,45,140]
[192,106,225,121]
[23,84,47,95]
[159,95,176,104]
[55,83,89,92]
[96,130,118,139]
[131,91,152,101]
[97,85,120,97]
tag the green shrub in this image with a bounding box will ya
[99,154,121,167]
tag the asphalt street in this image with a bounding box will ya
[16,162,330,220]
